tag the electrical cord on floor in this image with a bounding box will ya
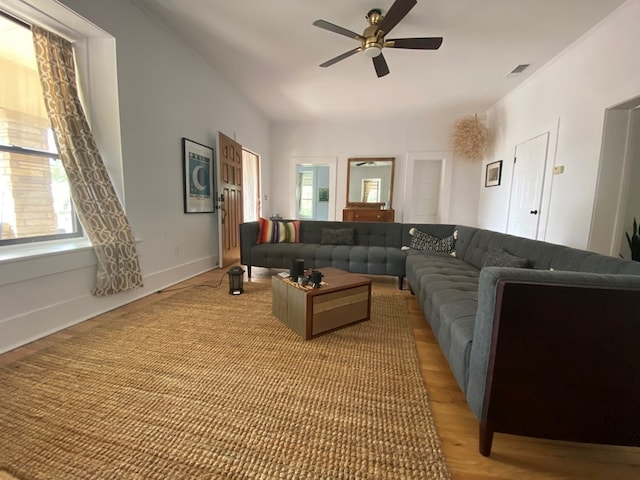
[156,270,229,294]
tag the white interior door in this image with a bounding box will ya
[507,133,550,239]
[405,159,442,223]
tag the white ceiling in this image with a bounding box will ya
[134,0,626,122]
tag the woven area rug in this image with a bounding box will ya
[0,282,450,479]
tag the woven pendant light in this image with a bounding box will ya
[451,114,492,162]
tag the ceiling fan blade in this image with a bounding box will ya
[372,54,390,78]
[313,20,365,41]
[376,0,417,35]
[319,47,361,68]
[387,37,443,50]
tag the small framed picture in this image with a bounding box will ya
[485,160,503,187]
[182,138,214,213]
[318,188,329,202]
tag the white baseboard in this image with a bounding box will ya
[0,255,219,354]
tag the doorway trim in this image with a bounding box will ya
[403,151,452,223]
[589,96,640,256]
[290,157,337,220]
[242,148,261,222]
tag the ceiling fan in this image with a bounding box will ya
[312,0,443,78]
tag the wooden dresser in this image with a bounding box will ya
[342,207,395,222]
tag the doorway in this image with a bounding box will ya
[589,97,640,257]
[243,149,260,222]
[403,152,452,223]
[296,165,330,220]
[290,157,337,220]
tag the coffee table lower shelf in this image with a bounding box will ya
[272,268,372,340]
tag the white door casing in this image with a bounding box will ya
[507,133,550,239]
[403,152,452,224]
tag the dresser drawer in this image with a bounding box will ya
[342,208,395,222]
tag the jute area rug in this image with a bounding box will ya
[0,282,450,479]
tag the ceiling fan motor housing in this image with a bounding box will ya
[364,9,384,57]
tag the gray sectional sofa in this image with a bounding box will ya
[240,220,640,455]
[240,220,450,288]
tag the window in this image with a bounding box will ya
[0,12,82,245]
[362,178,381,203]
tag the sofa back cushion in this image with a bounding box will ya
[457,226,640,274]
[320,228,355,245]
[300,221,402,247]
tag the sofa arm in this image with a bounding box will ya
[467,267,640,456]
[239,222,259,273]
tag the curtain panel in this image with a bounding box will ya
[32,26,143,296]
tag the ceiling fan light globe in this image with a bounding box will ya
[364,45,382,58]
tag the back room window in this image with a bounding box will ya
[0,12,81,245]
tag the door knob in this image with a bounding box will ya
[530,210,538,215]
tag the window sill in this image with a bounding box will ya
[0,238,96,288]
[0,237,93,264]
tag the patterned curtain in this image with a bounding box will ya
[32,26,143,296]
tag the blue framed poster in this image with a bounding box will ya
[182,137,214,213]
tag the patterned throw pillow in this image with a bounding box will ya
[409,228,457,254]
[320,228,355,245]
[256,218,300,244]
[483,248,529,268]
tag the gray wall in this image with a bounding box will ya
[0,0,271,352]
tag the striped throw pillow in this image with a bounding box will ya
[257,218,300,244]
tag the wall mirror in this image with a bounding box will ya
[346,157,395,207]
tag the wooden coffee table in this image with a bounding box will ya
[272,267,372,340]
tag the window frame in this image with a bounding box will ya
[0,0,123,259]
[0,141,84,245]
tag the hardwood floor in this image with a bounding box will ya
[3,267,640,479]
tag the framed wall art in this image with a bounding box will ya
[182,137,214,213]
[485,160,503,187]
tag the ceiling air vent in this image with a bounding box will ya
[507,64,531,76]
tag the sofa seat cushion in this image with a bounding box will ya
[425,285,479,337]
[251,243,406,277]
[251,243,309,268]
[406,254,479,307]
[407,254,479,279]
